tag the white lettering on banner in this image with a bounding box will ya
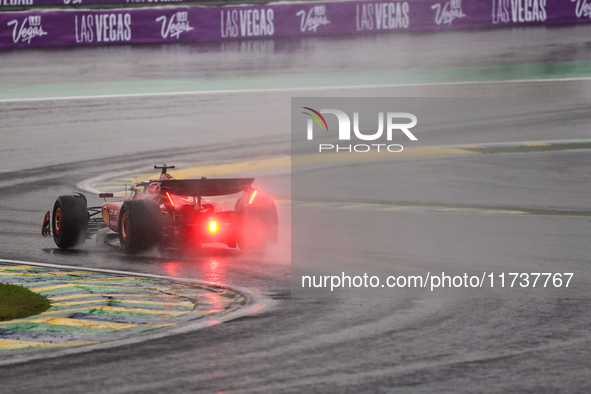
[492,0,546,24]
[296,6,330,33]
[63,0,82,5]
[221,10,239,37]
[1,0,33,5]
[431,0,466,25]
[75,15,94,43]
[356,2,409,31]
[94,13,132,42]
[573,0,591,18]
[7,16,47,44]
[221,8,274,38]
[156,12,193,39]
[221,8,275,38]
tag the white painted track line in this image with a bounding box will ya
[1,76,591,103]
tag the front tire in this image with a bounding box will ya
[52,195,88,249]
[119,199,162,255]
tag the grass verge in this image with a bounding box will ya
[0,283,50,321]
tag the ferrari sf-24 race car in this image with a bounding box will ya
[42,165,278,254]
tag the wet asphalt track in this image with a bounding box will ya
[2,26,591,392]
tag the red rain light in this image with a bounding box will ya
[209,221,218,232]
[249,190,257,205]
[166,192,175,206]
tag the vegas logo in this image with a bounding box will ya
[492,0,546,24]
[296,5,330,33]
[431,0,466,26]
[7,15,47,44]
[572,0,591,18]
[156,11,194,39]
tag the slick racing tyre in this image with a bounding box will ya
[52,195,88,249]
[236,194,278,252]
[119,199,162,255]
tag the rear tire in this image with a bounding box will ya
[236,194,278,252]
[119,199,162,255]
[52,195,88,249]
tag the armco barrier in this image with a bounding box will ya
[0,0,589,49]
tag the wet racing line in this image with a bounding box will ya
[0,259,272,367]
[82,138,591,217]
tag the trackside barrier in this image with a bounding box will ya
[0,0,192,6]
[0,0,589,49]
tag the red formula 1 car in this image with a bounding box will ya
[42,165,278,254]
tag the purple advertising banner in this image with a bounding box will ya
[0,0,589,49]
[1,0,193,7]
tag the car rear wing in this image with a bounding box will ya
[159,178,255,197]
